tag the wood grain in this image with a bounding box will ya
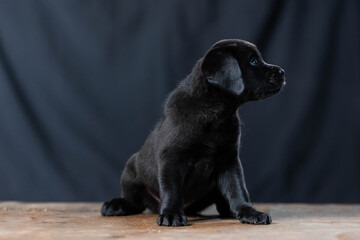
[0,202,359,240]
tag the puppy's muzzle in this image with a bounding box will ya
[269,67,286,88]
[278,68,286,87]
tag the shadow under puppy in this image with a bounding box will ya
[101,39,286,226]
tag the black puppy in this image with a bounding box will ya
[101,39,285,227]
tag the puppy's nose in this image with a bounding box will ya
[278,68,285,76]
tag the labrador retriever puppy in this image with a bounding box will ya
[101,39,285,226]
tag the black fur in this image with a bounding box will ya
[101,39,286,227]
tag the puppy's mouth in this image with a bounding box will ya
[256,88,281,99]
[255,81,285,99]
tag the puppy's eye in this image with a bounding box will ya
[250,57,259,66]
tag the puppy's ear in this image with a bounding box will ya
[201,51,244,96]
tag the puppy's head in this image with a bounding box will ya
[201,39,286,101]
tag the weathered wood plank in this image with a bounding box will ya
[0,202,359,240]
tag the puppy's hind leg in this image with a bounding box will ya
[101,154,155,216]
[101,197,143,216]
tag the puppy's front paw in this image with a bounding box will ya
[237,206,272,225]
[157,213,188,227]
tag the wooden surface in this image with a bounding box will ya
[0,202,360,240]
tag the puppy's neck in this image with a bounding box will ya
[179,60,208,97]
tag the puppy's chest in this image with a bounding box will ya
[182,120,240,196]
[184,121,240,168]
[185,118,240,157]
[203,117,240,144]
[181,116,240,169]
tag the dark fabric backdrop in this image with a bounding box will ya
[0,0,359,202]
